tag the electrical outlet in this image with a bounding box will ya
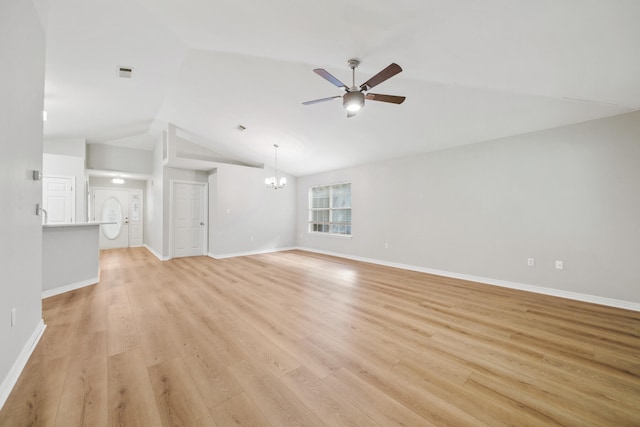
[384,242,389,249]
[527,258,535,267]
[555,260,564,270]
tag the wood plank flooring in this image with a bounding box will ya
[1,247,639,426]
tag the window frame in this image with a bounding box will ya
[308,182,352,238]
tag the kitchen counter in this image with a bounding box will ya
[43,221,114,228]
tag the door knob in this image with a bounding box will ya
[200,222,205,226]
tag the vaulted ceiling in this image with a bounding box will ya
[40,0,640,176]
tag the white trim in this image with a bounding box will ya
[0,319,46,410]
[41,277,99,299]
[307,232,353,240]
[208,246,297,260]
[296,246,640,312]
[143,244,169,261]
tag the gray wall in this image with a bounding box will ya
[86,143,153,175]
[42,226,99,292]
[0,0,45,403]
[144,137,164,257]
[43,139,86,157]
[297,111,640,304]
[208,164,296,257]
[144,135,211,259]
[144,131,298,259]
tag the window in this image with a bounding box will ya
[309,183,352,236]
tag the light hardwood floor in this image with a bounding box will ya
[1,247,639,426]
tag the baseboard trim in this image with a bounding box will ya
[208,246,297,260]
[296,247,640,312]
[41,277,99,299]
[0,319,46,410]
[143,244,169,261]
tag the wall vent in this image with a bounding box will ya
[118,66,133,78]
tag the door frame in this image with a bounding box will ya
[169,179,208,259]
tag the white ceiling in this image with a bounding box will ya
[41,0,640,176]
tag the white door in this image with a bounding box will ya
[172,181,207,258]
[128,191,143,247]
[42,176,75,224]
[94,189,130,249]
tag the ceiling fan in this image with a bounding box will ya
[303,59,406,117]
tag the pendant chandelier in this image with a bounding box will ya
[265,144,286,190]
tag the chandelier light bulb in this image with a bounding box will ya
[266,144,285,190]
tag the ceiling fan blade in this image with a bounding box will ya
[359,63,402,91]
[302,95,341,105]
[365,93,406,104]
[313,69,349,89]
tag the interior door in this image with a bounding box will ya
[42,176,75,224]
[93,188,130,249]
[172,182,207,258]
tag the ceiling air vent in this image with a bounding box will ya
[118,66,133,78]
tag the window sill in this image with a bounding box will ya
[307,232,352,240]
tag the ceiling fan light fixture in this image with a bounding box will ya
[303,60,404,116]
[343,91,364,112]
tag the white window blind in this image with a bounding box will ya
[308,183,351,236]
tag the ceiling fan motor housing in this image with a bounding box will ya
[343,90,365,111]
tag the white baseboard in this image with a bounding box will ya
[208,246,297,260]
[143,244,169,261]
[296,247,640,312]
[0,319,46,410]
[41,277,99,299]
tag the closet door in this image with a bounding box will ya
[172,181,207,258]
[42,176,75,224]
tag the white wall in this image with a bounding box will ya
[297,111,640,305]
[0,0,45,406]
[209,164,296,257]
